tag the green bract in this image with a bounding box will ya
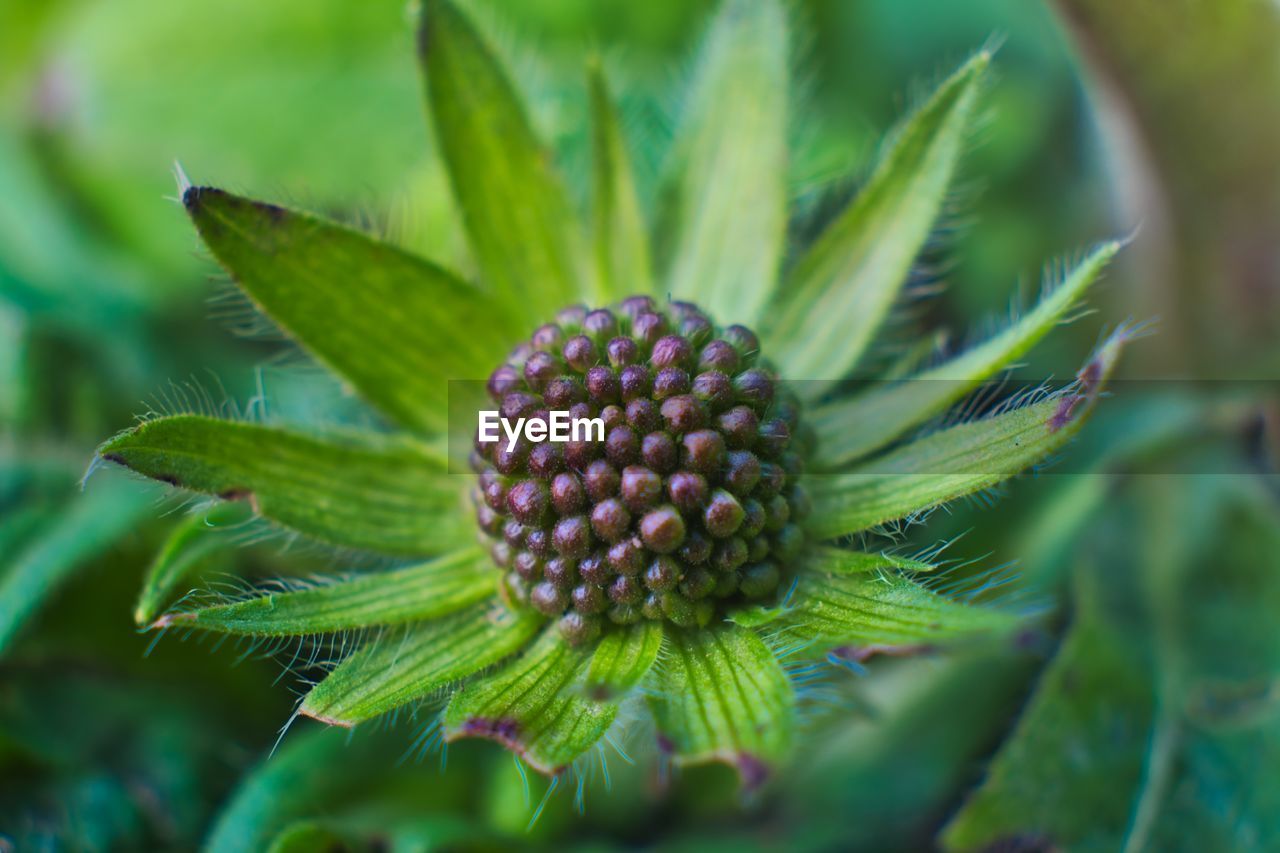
[98,0,1127,786]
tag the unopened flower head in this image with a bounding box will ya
[470,296,811,644]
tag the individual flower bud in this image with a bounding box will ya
[755,462,785,498]
[523,351,560,392]
[712,536,749,572]
[608,574,644,605]
[724,324,760,361]
[572,583,607,614]
[590,498,631,543]
[681,429,726,474]
[582,460,620,501]
[490,540,513,568]
[641,592,664,620]
[543,556,573,588]
[559,611,602,645]
[586,366,621,404]
[620,465,663,512]
[632,311,668,347]
[652,367,691,400]
[600,404,626,430]
[549,473,585,516]
[716,405,759,449]
[608,603,643,625]
[556,304,588,329]
[619,295,655,319]
[679,568,716,601]
[553,515,593,558]
[771,524,805,561]
[651,335,694,370]
[660,394,707,434]
[607,537,644,576]
[528,442,565,479]
[487,365,520,399]
[543,376,584,410]
[698,340,740,374]
[757,418,790,457]
[678,530,712,565]
[739,562,781,599]
[583,308,618,341]
[763,494,791,532]
[723,449,762,496]
[661,591,698,627]
[666,470,708,513]
[625,398,660,433]
[680,315,713,346]
[704,489,746,538]
[734,368,774,412]
[692,370,734,411]
[507,480,549,525]
[787,485,812,521]
[605,425,641,467]
[641,431,678,473]
[578,551,610,585]
[526,527,551,556]
[606,336,640,367]
[639,505,686,553]
[746,535,770,562]
[562,335,597,372]
[531,582,568,615]
[643,556,680,591]
[532,323,564,351]
[502,519,525,546]
[619,365,651,400]
[512,550,542,582]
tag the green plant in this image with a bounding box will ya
[96,0,1126,789]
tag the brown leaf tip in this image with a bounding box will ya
[182,185,217,212]
[458,716,520,746]
[735,752,770,791]
[148,611,196,631]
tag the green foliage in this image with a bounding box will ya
[97,416,467,555]
[765,52,987,391]
[648,624,794,783]
[443,629,618,774]
[159,548,496,635]
[419,0,591,315]
[808,328,1127,538]
[300,601,542,726]
[183,187,518,434]
[659,0,789,325]
[0,474,153,652]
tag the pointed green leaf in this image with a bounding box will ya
[729,547,937,629]
[183,187,515,435]
[134,502,250,626]
[649,623,794,788]
[155,548,494,636]
[443,628,617,774]
[205,727,405,853]
[0,475,154,652]
[660,0,787,325]
[813,241,1121,468]
[765,53,988,391]
[767,569,1014,650]
[590,62,653,299]
[98,416,467,556]
[300,600,541,726]
[807,328,1129,540]
[942,570,1154,851]
[418,0,589,312]
[579,620,664,701]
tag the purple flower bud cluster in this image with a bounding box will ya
[470,296,811,644]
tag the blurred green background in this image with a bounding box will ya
[2,0,1277,849]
